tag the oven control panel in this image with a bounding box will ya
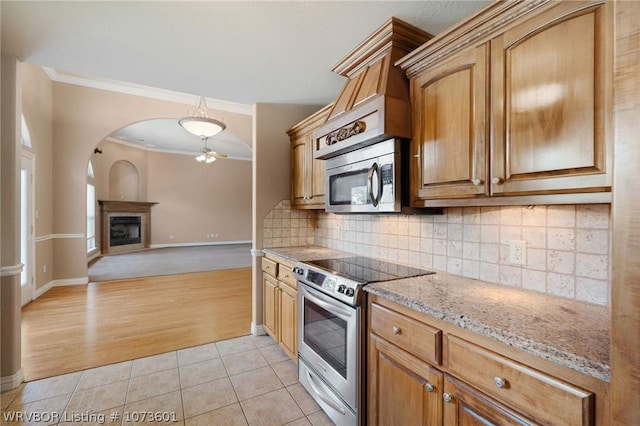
[293,264,362,306]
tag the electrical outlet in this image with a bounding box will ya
[509,240,527,265]
[43,264,47,273]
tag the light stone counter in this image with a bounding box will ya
[262,246,610,382]
[365,272,610,382]
[261,246,352,264]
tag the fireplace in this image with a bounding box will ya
[99,201,157,255]
[110,215,142,246]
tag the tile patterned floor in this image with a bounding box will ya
[1,336,335,426]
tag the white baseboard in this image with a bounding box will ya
[1,368,24,392]
[35,281,55,298]
[251,323,266,336]
[53,277,89,286]
[150,240,251,249]
[34,277,89,299]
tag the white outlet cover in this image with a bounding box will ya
[509,240,527,265]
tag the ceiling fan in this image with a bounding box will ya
[195,136,228,163]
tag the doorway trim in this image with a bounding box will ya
[21,150,36,306]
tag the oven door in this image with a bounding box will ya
[297,283,359,410]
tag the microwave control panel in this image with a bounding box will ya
[380,163,394,204]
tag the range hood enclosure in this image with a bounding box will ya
[313,18,433,160]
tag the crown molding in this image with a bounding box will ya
[104,137,252,161]
[43,67,254,116]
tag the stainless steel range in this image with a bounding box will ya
[294,256,434,426]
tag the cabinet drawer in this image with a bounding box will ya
[277,264,297,289]
[261,257,278,277]
[370,303,442,366]
[446,335,594,425]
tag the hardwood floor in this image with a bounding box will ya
[21,268,252,381]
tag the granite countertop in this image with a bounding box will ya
[262,246,352,264]
[262,246,610,382]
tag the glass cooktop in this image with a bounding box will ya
[307,256,434,284]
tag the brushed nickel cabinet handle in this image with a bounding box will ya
[494,376,507,389]
[472,178,483,186]
[425,383,435,392]
[392,326,402,335]
[443,393,453,403]
[491,176,504,185]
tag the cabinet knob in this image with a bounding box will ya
[443,393,453,403]
[392,326,402,335]
[472,178,483,186]
[425,383,435,392]
[494,376,508,389]
[491,177,504,185]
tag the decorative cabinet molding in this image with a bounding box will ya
[287,104,332,209]
[399,0,613,207]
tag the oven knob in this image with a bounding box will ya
[345,288,355,297]
[293,267,303,275]
[337,285,346,294]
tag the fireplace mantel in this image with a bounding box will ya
[98,200,158,255]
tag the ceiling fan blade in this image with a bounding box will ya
[211,151,228,158]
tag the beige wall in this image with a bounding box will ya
[251,103,322,331]
[147,151,251,245]
[51,82,252,281]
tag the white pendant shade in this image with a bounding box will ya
[179,117,225,138]
[179,96,226,138]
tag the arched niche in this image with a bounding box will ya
[109,160,140,201]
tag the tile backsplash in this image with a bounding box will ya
[262,200,317,248]
[263,202,611,306]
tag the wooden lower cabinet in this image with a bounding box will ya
[369,334,443,426]
[261,255,298,362]
[262,274,278,338]
[368,296,602,426]
[443,375,533,426]
[278,282,297,359]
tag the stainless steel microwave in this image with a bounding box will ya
[325,139,403,214]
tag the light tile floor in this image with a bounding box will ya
[1,335,335,426]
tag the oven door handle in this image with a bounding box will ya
[303,285,354,319]
[305,368,347,415]
[367,162,380,207]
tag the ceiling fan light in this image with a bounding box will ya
[205,155,216,163]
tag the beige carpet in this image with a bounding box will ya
[88,244,252,282]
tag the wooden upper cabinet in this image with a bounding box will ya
[290,135,309,206]
[287,105,332,209]
[491,1,612,196]
[411,44,488,203]
[400,0,612,206]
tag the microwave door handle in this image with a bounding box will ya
[368,162,379,207]
[376,164,383,205]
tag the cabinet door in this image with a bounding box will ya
[410,43,488,203]
[263,274,278,339]
[443,375,534,426]
[309,150,326,208]
[278,282,297,361]
[291,135,309,206]
[369,335,443,426]
[491,2,612,196]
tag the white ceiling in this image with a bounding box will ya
[2,1,490,156]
